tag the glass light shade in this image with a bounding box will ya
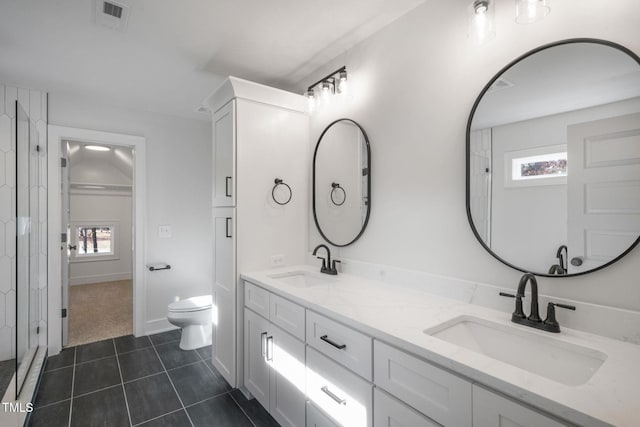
[337,70,348,94]
[305,89,316,113]
[467,0,495,45]
[515,0,550,24]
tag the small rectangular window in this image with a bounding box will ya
[504,144,567,187]
[71,222,118,262]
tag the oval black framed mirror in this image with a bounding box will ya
[466,39,640,277]
[313,118,371,247]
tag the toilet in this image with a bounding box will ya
[167,295,213,350]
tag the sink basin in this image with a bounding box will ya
[425,316,607,386]
[268,271,336,288]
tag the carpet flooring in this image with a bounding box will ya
[69,280,132,347]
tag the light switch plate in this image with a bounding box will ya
[158,225,172,238]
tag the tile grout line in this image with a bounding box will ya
[67,347,76,427]
[130,407,185,427]
[194,346,258,427]
[149,336,196,427]
[112,339,134,427]
[71,383,122,400]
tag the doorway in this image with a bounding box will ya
[48,126,146,354]
[63,141,134,346]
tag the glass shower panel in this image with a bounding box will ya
[15,101,38,396]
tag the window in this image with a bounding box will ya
[71,222,118,261]
[504,144,567,187]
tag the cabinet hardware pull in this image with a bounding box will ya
[225,218,232,238]
[320,335,346,350]
[261,332,268,357]
[266,336,274,361]
[225,176,232,197]
[321,386,346,405]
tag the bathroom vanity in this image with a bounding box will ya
[240,265,640,427]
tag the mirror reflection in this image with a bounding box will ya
[467,40,640,276]
[313,119,371,247]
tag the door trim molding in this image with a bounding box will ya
[47,125,146,355]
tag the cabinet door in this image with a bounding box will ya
[244,309,270,410]
[269,324,306,427]
[373,388,439,427]
[212,207,236,386]
[473,386,568,427]
[213,100,235,207]
[307,401,341,427]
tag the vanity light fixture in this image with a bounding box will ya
[304,66,348,113]
[515,0,550,24]
[468,0,495,45]
[84,144,111,151]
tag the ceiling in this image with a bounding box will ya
[67,140,133,188]
[0,0,425,120]
[471,42,640,129]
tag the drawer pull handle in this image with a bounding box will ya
[225,176,232,197]
[266,336,274,361]
[320,335,346,350]
[261,332,268,357]
[321,386,346,405]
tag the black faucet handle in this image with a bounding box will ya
[544,302,576,333]
[553,303,576,311]
[499,292,526,320]
[316,256,327,270]
[331,259,341,272]
[499,292,516,298]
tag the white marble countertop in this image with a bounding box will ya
[241,265,640,427]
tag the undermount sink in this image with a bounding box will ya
[268,271,336,288]
[425,316,607,386]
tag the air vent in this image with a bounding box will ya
[94,0,130,31]
[103,1,123,19]
[487,77,514,93]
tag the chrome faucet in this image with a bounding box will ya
[312,244,340,275]
[500,273,575,333]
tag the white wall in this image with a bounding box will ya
[69,192,132,285]
[491,97,640,273]
[303,0,640,312]
[49,94,212,333]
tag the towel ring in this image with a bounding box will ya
[272,178,292,205]
[330,182,346,206]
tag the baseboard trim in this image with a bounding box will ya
[70,272,132,286]
[144,317,177,336]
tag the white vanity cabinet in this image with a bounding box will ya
[243,284,306,427]
[205,77,309,388]
[373,388,439,427]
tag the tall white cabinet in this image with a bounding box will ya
[205,77,309,388]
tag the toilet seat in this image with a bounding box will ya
[168,295,212,313]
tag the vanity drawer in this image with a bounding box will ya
[373,340,471,427]
[269,293,305,341]
[244,281,270,318]
[374,388,440,427]
[306,347,373,427]
[306,310,372,380]
[306,401,341,427]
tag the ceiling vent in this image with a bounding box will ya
[487,77,515,93]
[95,0,130,31]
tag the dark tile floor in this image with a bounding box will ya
[0,358,15,397]
[28,331,280,427]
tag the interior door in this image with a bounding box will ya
[61,141,70,346]
[567,112,640,273]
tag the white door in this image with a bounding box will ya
[61,141,70,346]
[269,325,305,427]
[244,308,270,410]
[212,206,236,386]
[567,113,640,273]
[213,100,235,207]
